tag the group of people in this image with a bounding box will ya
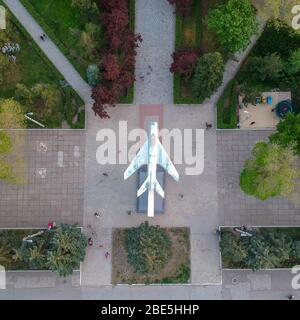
[87,212,111,259]
[1,42,20,61]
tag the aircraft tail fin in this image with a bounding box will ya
[137,176,149,197]
[154,180,164,198]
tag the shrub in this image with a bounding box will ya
[221,232,247,263]
[87,64,100,86]
[170,49,199,80]
[245,231,293,270]
[47,224,87,277]
[125,222,172,274]
[286,48,300,75]
[192,52,224,102]
[244,54,284,82]
[0,160,12,180]
[0,131,12,153]
[217,80,238,129]
[293,241,300,260]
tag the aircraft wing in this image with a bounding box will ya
[124,141,148,180]
[157,140,179,182]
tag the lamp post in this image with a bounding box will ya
[25,112,46,128]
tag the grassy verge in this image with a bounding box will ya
[217,80,238,129]
[0,1,85,128]
[112,227,190,284]
[20,0,93,79]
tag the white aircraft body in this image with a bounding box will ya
[124,122,179,217]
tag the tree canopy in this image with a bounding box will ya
[192,52,224,102]
[47,224,87,277]
[125,222,171,274]
[240,142,299,200]
[207,0,258,53]
[0,98,25,129]
[270,112,300,156]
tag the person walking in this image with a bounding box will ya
[206,122,212,130]
[94,212,101,218]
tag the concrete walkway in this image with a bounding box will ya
[1,270,299,300]
[3,0,93,105]
[135,0,175,104]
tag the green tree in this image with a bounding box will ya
[0,160,12,180]
[192,52,224,102]
[220,232,247,263]
[286,48,300,75]
[0,131,12,153]
[125,222,172,274]
[240,142,299,200]
[207,0,258,53]
[71,0,97,11]
[87,64,100,86]
[255,0,299,29]
[0,99,25,129]
[28,242,46,268]
[245,53,284,82]
[293,241,300,260]
[244,231,293,270]
[47,224,87,277]
[245,235,277,270]
[270,112,300,155]
[0,246,12,267]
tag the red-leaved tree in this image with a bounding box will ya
[92,0,142,119]
[167,0,193,15]
[170,50,200,80]
[102,54,121,81]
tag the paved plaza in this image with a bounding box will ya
[1,0,300,300]
[217,130,300,226]
[0,130,85,228]
[82,103,221,286]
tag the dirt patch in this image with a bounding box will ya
[112,227,190,284]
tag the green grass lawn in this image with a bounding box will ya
[20,0,99,79]
[21,0,135,104]
[0,2,84,128]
